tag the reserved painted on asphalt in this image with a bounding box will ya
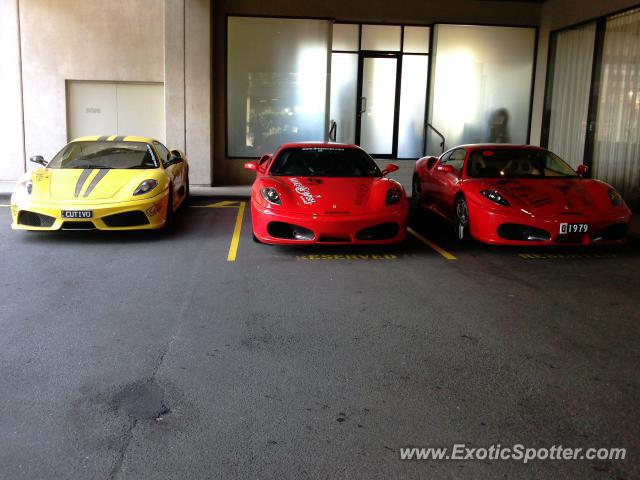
[297,254,398,261]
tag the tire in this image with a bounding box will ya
[454,196,471,241]
[411,177,422,211]
[164,190,175,229]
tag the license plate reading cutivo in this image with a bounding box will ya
[61,210,93,219]
[559,223,588,234]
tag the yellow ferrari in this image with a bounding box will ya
[11,135,189,230]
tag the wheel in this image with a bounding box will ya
[164,190,174,228]
[411,177,422,211]
[454,196,471,241]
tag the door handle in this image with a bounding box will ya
[360,96,367,114]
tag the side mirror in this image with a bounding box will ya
[30,155,47,167]
[382,163,399,176]
[437,164,455,174]
[170,149,183,160]
[576,164,589,177]
[244,161,259,171]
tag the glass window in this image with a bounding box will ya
[467,149,577,178]
[547,23,596,168]
[361,25,401,51]
[154,141,171,167]
[332,23,359,51]
[428,25,535,154]
[329,53,358,144]
[269,147,381,177]
[48,142,158,169]
[443,148,466,171]
[403,26,430,54]
[227,17,331,157]
[398,55,429,157]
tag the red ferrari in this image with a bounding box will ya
[245,142,408,244]
[412,144,631,245]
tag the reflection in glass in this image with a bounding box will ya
[329,53,358,144]
[360,57,397,155]
[398,55,429,158]
[428,25,535,155]
[227,17,331,157]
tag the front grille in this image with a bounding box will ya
[102,211,150,227]
[61,221,95,230]
[356,222,399,241]
[18,211,55,227]
[498,223,551,241]
[318,235,351,243]
[592,223,628,242]
[267,222,315,240]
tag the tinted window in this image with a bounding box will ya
[467,149,578,178]
[269,147,382,177]
[154,142,171,167]
[48,142,158,169]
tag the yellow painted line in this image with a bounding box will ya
[408,227,457,260]
[189,200,241,209]
[227,201,246,262]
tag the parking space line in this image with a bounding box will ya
[189,200,242,209]
[408,227,457,260]
[227,201,246,262]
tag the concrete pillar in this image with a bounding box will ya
[0,0,26,180]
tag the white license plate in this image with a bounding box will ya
[61,210,93,219]
[559,223,588,234]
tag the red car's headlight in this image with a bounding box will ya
[386,188,402,206]
[480,189,510,207]
[260,187,282,205]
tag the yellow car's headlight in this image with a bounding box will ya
[133,179,159,196]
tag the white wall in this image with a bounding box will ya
[0,0,26,180]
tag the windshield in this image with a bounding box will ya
[269,147,382,177]
[467,149,578,178]
[47,141,158,169]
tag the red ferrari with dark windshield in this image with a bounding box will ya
[246,143,408,245]
[412,145,631,245]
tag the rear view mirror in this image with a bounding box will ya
[382,164,399,176]
[30,155,47,167]
[576,164,589,177]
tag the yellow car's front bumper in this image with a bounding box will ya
[11,190,170,231]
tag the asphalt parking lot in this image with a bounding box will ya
[1,195,639,479]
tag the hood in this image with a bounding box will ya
[263,176,391,214]
[472,178,603,214]
[29,168,161,203]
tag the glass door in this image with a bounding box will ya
[356,54,400,157]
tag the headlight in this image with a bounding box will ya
[133,179,159,196]
[480,189,510,206]
[608,189,624,207]
[260,187,282,205]
[386,188,402,206]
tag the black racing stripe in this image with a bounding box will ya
[97,136,109,141]
[84,169,109,197]
[113,135,125,142]
[74,169,93,197]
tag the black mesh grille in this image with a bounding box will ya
[102,211,150,227]
[61,221,95,230]
[591,223,628,242]
[498,223,551,241]
[356,222,399,241]
[18,211,55,227]
[266,222,314,240]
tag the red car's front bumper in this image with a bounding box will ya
[468,200,631,246]
[251,202,408,245]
